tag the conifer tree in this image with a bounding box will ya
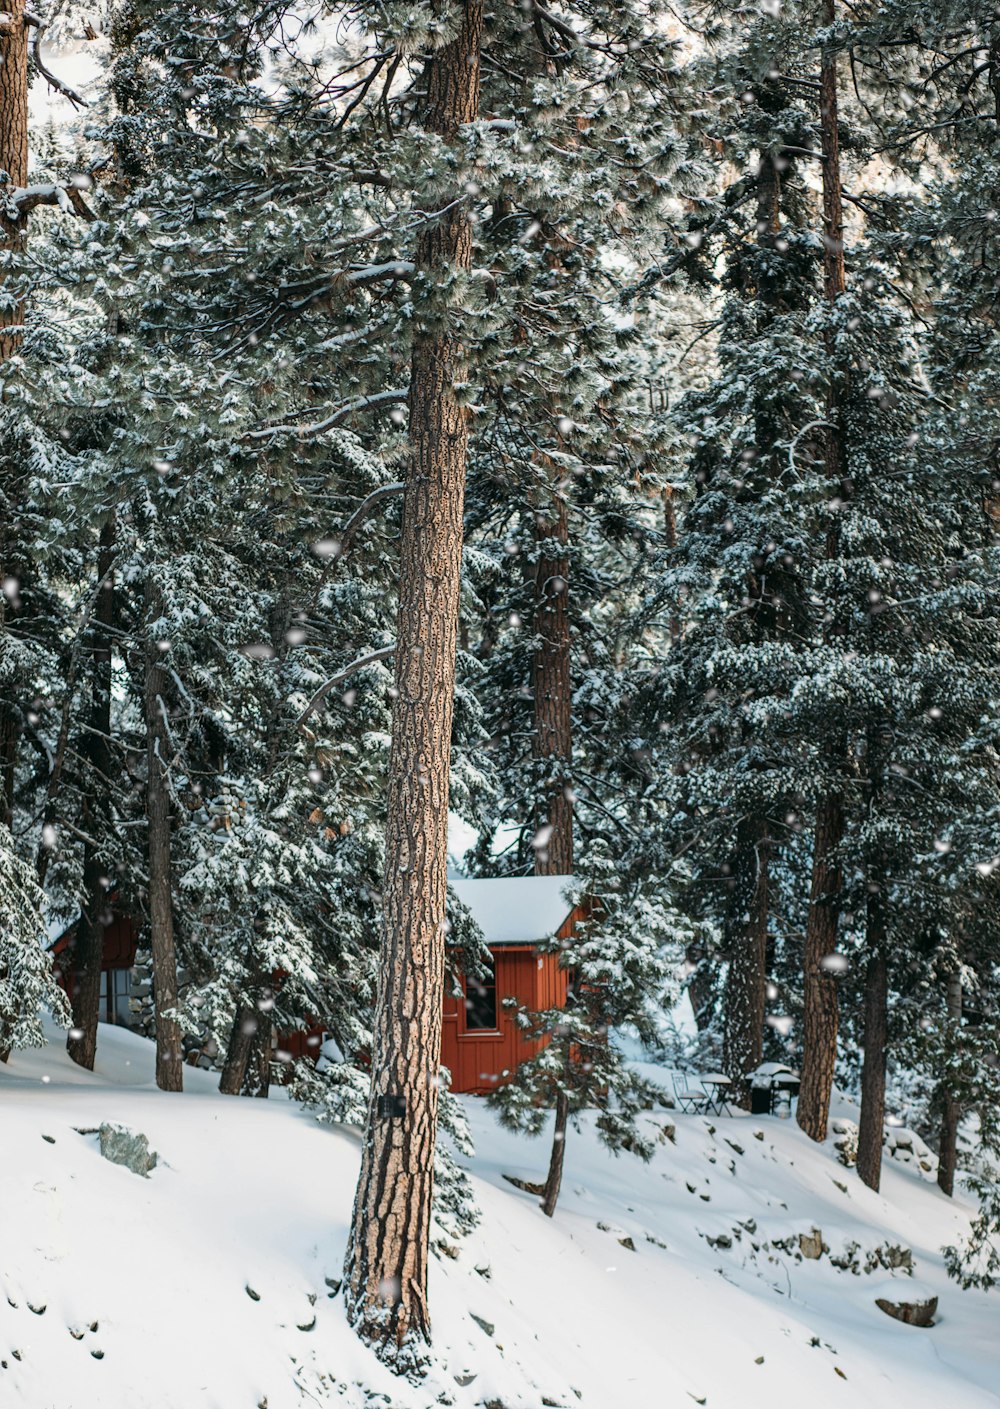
[344,1,483,1359]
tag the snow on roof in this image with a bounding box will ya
[449,875,578,946]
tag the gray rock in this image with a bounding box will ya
[98,1123,157,1177]
[799,1228,824,1260]
[875,1291,937,1327]
[470,1312,495,1337]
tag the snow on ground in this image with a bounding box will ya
[1,1023,997,1409]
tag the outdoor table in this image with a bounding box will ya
[700,1073,734,1116]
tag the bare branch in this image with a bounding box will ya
[295,646,395,728]
[24,15,89,109]
[245,387,408,443]
[338,482,405,555]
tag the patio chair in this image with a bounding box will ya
[672,1072,710,1114]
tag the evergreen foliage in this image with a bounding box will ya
[0,0,998,1342]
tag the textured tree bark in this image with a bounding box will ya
[715,142,786,1105]
[797,2,847,1144]
[531,486,573,876]
[0,0,29,830]
[685,946,716,1033]
[797,791,843,1142]
[937,970,963,1197]
[541,1088,569,1218]
[722,817,768,1108]
[68,517,116,1070]
[0,0,28,361]
[219,1004,257,1095]
[144,581,183,1092]
[532,481,574,1210]
[344,2,482,1355]
[856,891,888,1191]
[246,1008,272,1098]
[662,484,681,647]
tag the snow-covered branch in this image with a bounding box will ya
[4,181,95,222]
[24,14,90,110]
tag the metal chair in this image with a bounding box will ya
[672,1072,710,1114]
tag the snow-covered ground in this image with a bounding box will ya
[1,1023,997,1409]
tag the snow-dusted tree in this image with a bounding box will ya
[490,863,677,1210]
[834,0,1000,1193]
[0,823,68,1050]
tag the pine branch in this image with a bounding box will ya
[4,181,95,221]
[295,647,395,728]
[245,388,408,442]
[338,483,405,556]
[23,13,89,109]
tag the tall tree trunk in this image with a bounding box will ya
[0,0,29,831]
[531,474,575,1215]
[797,2,847,1144]
[797,791,843,1141]
[716,145,786,1104]
[856,889,888,1191]
[531,485,573,875]
[219,1003,257,1095]
[662,484,681,647]
[937,970,963,1197]
[144,580,183,1092]
[0,0,28,361]
[344,2,482,1354]
[68,516,116,1070]
[685,943,716,1033]
[541,1088,569,1218]
[723,817,768,1108]
[245,1007,272,1098]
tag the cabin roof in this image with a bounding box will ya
[449,875,578,946]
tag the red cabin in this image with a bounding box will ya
[49,910,141,1026]
[48,876,581,1095]
[442,875,579,1096]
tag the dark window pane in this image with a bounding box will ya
[465,972,497,1030]
[112,970,131,1025]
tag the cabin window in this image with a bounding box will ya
[100,969,132,1025]
[464,971,498,1031]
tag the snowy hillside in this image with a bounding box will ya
[1,1024,996,1409]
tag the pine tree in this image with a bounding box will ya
[0,822,69,1050]
[344,1,483,1360]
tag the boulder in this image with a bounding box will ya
[873,1281,937,1328]
[831,1118,859,1168]
[98,1123,157,1177]
[799,1228,824,1260]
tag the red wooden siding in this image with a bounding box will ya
[275,1027,324,1064]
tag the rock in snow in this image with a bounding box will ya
[98,1122,158,1177]
[873,1280,939,1328]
